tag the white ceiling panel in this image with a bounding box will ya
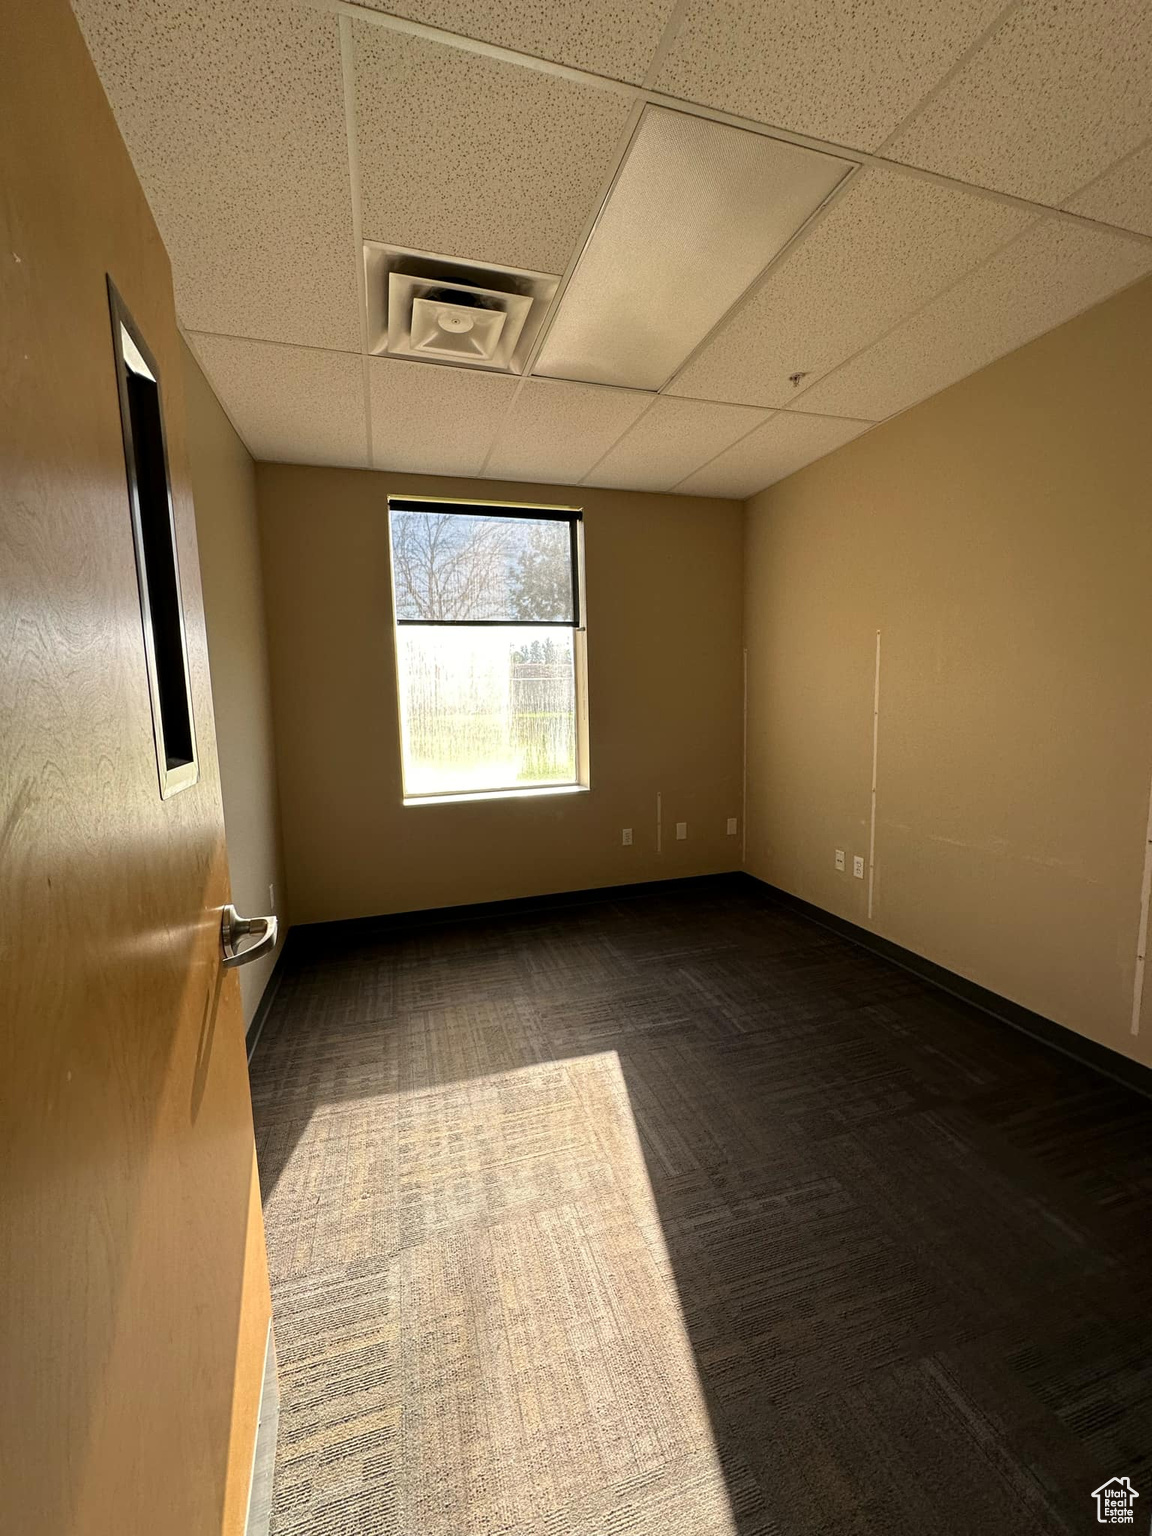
[798,220,1152,422]
[485,380,649,485]
[1065,141,1152,238]
[75,0,1152,495]
[584,398,770,490]
[886,0,1152,206]
[353,0,678,84]
[369,357,517,475]
[676,411,872,498]
[669,167,1033,409]
[536,108,851,390]
[72,0,359,351]
[353,25,633,275]
[651,0,1007,152]
[189,335,369,467]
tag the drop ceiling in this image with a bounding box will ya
[73,0,1152,501]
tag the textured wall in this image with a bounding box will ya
[744,274,1152,1068]
[256,465,745,923]
[183,340,286,1026]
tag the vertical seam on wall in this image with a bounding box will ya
[1130,765,1152,1036]
[741,647,748,867]
[867,630,881,923]
[656,790,662,855]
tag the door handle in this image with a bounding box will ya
[220,904,278,968]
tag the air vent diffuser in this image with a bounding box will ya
[365,244,557,374]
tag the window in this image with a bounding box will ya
[108,280,198,798]
[388,498,586,801]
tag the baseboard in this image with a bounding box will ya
[266,868,1151,1098]
[288,871,745,953]
[245,943,290,1065]
[743,874,1152,1100]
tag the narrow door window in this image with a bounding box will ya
[108,281,197,797]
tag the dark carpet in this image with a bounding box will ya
[249,876,1152,1536]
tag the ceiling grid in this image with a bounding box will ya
[766,210,1046,417]
[338,12,374,467]
[476,97,649,476]
[73,0,1152,497]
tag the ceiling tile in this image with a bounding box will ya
[886,0,1152,205]
[369,357,516,475]
[485,380,649,485]
[353,0,677,84]
[1064,141,1152,237]
[189,335,368,467]
[584,397,769,490]
[651,0,1006,152]
[353,25,633,275]
[676,411,872,498]
[797,220,1152,422]
[72,0,359,351]
[536,107,850,390]
[668,167,1032,408]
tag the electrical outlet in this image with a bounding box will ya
[622,828,633,846]
[268,882,276,910]
[726,817,738,836]
[835,849,845,872]
[853,855,865,879]
[675,822,687,840]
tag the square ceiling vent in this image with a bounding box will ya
[365,243,558,374]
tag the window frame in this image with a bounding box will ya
[386,496,589,805]
[107,278,199,800]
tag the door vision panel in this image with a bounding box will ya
[0,3,273,1533]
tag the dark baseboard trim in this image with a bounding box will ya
[288,871,745,954]
[742,874,1152,1101]
[258,869,1152,1099]
[245,941,291,1065]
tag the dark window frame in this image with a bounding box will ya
[387,495,588,802]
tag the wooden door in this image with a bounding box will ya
[0,4,272,1532]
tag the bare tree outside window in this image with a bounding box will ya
[389,503,583,797]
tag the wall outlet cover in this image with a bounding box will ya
[675,822,687,840]
[853,855,865,878]
[727,817,738,835]
[622,828,633,846]
[835,850,845,871]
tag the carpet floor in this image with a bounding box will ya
[249,877,1152,1536]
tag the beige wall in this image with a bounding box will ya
[184,341,286,1025]
[744,274,1152,1069]
[256,464,744,923]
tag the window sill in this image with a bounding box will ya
[403,784,590,807]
